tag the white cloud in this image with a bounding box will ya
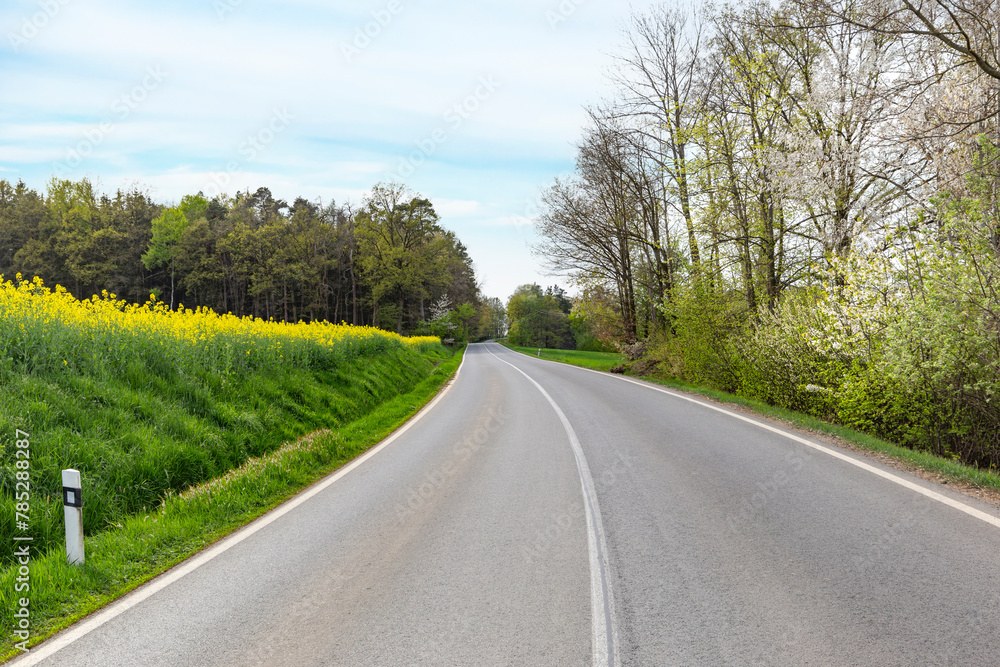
[1,0,665,301]
[490,216,536,228]
[433,198,481,218]
[0,146,64,163]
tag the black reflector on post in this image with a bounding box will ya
[63,486,82,508]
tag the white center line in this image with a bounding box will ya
[485,343,618,667]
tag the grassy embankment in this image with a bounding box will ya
[503,343,1000,494]
[0,277,461,659]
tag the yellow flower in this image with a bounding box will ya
[0,274,440,375]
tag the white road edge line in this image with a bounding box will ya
[485,343,618,667]
[508,346,1000,531]
[11,351,468,666]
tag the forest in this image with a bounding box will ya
[530,0,1000,470]
[0,179,500,341]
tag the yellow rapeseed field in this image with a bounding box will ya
[0,275,440,376]
[0,274,450,623]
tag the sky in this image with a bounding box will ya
[0,0,661,302]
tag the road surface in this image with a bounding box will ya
[13,341,1000,665]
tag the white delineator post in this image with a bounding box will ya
[62,469,85,565]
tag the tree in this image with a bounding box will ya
[506,284,575,349]
[0,181,53,282]
[355,183,448,334]
[534,120,647,342]
[483,296,509,339]
[0,178,482,334]
[696,3,813,311]
[99,187,158,303]
[811,0,1000,83]
[544,285,572,314]
[613,5,708,270]
[142,207,190,309]
[764,0,923,272]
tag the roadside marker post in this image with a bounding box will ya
[62,469,85,565]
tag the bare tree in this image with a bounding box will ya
[612,4,708,271]
[585,108,680,330]
[699,4,804,310]
[534,121,647,341]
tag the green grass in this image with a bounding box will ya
[505,344,1000,495]
[0,345,449,567]
[0,347,463,661]
[502,344,625,372]
[0,280,457,659]
[0,280,448,572]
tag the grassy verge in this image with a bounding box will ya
[504,345,1000,495]
[0,345,448,565]
[501,344,625,372]
[0,347,463,661]
[0,277,446,571]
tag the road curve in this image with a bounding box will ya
[13,341,1000,665]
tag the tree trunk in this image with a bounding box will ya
[675,142,701,269]
[350,248,358,325]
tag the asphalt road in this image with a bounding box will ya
[14,341,1000,666]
